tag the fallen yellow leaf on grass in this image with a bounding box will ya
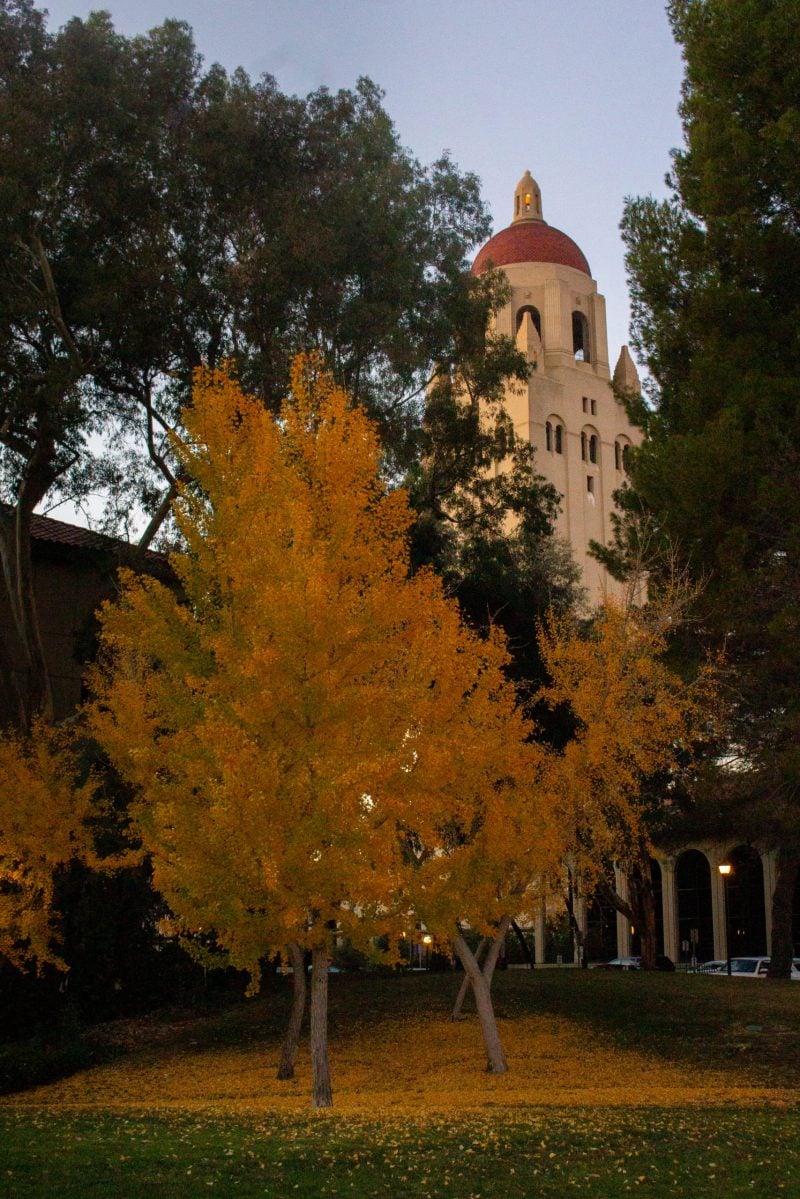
[2,1009,796,1117]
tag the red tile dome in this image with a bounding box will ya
[473,221,591,277]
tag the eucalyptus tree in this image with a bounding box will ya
[0,2,548,726]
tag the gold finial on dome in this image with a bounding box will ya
[513,170,543,224]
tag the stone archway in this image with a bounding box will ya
[676,849,714,963]
[727,845,767,956]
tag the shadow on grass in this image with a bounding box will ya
[4,967,799,1096]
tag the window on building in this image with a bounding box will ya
[615,441,621,471]
[545,421,552,452]
[582,396,588,413]
[581,431,587,461]
[586,475,594,494]
[572,310,591,363]
[516,305,542,337]
[554,424,563,454]
[622,444,630,471]
[591,399,597,415]
[589,434,598,464]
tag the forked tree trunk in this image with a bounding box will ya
[452,916,513,1020]
[277,941,306,1080]
[767,843,800,978]
[452,931,507,1074]
[451,935,489,1021]
[309,944,332,1108]
[481,915,511,988]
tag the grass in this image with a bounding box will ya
[1,969,799,1197]
[3,1107,800,1197]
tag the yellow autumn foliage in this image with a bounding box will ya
[537,598,717,885]
[88,356,558,984]
[0,722,97,971]
[5,996,793,1116]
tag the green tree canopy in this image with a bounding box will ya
[0,1,564,726]
[609,0,800,973]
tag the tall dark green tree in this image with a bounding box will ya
[0,2,558,728]
[609,0,800,973]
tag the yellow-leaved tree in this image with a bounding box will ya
[88,355,554,1107]
[537,594,717,968]
[0,722,98,978]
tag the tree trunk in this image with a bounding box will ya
[565,870,588,968]
[452,931,507,1074]
[309,944,332,1108]
[767,843,800,979]
[628,865,658,970]
[277,941,306,1080]
[137,482,176,552]
[0,453,57,724]
[451,935,489,1021]
[511,919,534,967]
[598,862,660,970]
[598,877,636,944]
[0,611,26,728]
[482,915,511,989]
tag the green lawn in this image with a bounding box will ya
[2,1107,799,1197]
[1,969,799,1197]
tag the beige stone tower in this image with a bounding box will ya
[474,171,641,604]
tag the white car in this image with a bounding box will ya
[697,959,727,973]
[590,956,642,971]
[711,956,800,979]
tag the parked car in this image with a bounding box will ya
[696,959,726,973]
[591,954,676,972]
[709,956,800,979]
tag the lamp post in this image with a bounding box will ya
[718,862,732,975]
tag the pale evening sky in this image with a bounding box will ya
[39,0,686,376]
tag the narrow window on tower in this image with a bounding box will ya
[545,421,552,452]
[555,424,563,454]
[586,476,594,495]
[622,444,630,472]
[572,311,591,363]
[589,434,598,464]
[615,441,621,471]
[581,431,587,461]
[591,399,597,415]
[582,397,588,413]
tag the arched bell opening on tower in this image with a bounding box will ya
[516,305,541,337]
[545,418,564,455]
[615,437,632,473]
[581,429,599,465]
[572,310,591,363]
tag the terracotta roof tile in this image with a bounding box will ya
[473,221,590,276]
[21,511,167,562]
[29,512,121,552]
